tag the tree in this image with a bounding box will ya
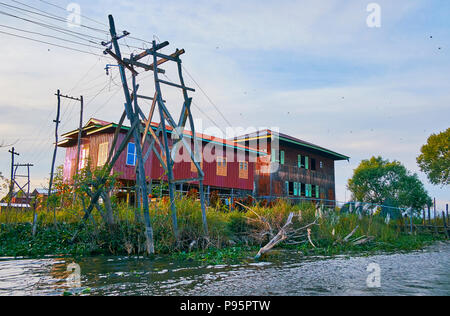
[417,128,450,186]
[348,157,432,210]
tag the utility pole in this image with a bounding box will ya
[76,14,209,254]
[7,147,19,208]
[12,163,33,203]
[48,90,61,212]
[103,17,209,238]
[59,93,83,200]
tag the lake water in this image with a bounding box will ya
[1,242,449,296]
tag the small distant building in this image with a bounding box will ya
[32,188,51,198]
[0,194,31,210]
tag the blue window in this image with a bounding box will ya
[126,143,137,166]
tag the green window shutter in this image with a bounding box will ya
[294,182,298,196]
[298,155,302,168]
[280,151,285,165]
[305,156,309,170]
[316,186,320,199]
[272,149,280,163]
[285,181,289,196]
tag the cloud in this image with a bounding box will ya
[0,0,448,208]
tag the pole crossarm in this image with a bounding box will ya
[58,94,82,102]
[131,41,170,62]
[104,48,138,76]
[123,58,166,74]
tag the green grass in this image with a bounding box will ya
[0,199,446,263]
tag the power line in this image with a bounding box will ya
[0,23,104,49]
[182,65,233,127]
[0,9,106,45]
[0,5,147,51]
[159,72,227,135]
[0,29,107,56]
[26,57,104,163]
[38,0,159,46]
[90,86,123,117]
[0,1,108,35]
[38,0,108,27]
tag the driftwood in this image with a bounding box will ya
[352,236,375,245]
[255,213,294,259]
[255,213,317,259]
[344,226,359,242]
[307,228,316,248]
[332,225,361,246]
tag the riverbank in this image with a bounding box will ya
[0,199,446,264]
[0,222,443,265]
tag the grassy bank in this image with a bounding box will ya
[0,198,445,263]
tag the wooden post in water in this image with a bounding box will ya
[446,204,450,226]
[434,199,439,236]
[32,199,38,237]
[409,208,413,234]
[443,211,449,238]
[422,209,426,227]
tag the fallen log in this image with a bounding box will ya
[255,213,294,260]
[352,236,375,246]
[255,213,317,259]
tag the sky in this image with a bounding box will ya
[0,0,448,209]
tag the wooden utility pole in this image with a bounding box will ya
[13,163,33,200]
[75,14,209,253]
[7,147,20,208]
[48,90,61,218]
[107,16,155,254]
[59,93,83,200]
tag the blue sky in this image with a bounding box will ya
[0,0,448,208]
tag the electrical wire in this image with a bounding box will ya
[181,65,233,127]
[0,23,104,49]
[0,9,107,43]
[0,1,108,35]
[37,0,158,46]
[27,57,104,162]
[0,29,105,56]
[38,0,108,27]
[0,5,146,51]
